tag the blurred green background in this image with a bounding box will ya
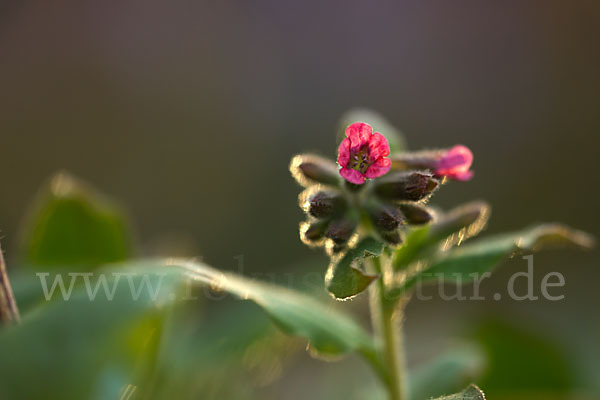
[0,1,599,399]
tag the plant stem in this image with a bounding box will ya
[369,256,407,400]
[0,241,20,324]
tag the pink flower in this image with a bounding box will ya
[337,122,391,185]
[434,145,474,181]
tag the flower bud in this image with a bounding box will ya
[390,151,438,170]
[304,190,346,219]
[325,215,358,245]
[379,229,404,245]
[300,219,330,243]
[399,203,434,225]
[290,154,341,187]
[374,171,439,201]
[390,146,473,181]
[365,201,403,232]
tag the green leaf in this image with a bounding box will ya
[393,201,490,271]
[150,303,289,400]
[409,346,485,400]
[0,266,181,399]
[472,319,575,396]
[398,223,594,292]
[161,259,376,358]
[432,384,486,400]
[8,258,366,399]
[392,225,431,270]
[325,237,383,299]
[337,108,407,154]
[19,172,133,269]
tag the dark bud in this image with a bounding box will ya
[399,203,434,225]
[374,171,439,201]
[290,154,341,187]
[365,201,404,232]
[379,229,404,246]
[301,219,330,243]
[306,190,346,219]
[325,216,358,245]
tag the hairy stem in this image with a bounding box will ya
[369,256,407,400]
[0,242,20,324]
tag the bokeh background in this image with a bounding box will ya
[1,1,599,399]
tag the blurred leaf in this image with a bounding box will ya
[410,345,485,400]
[19,172,133,269]
[8,271,53,314]
[432,384,486,400]
[325,237,382,299]
[0,266,181,399]
[337,108,407,154]
[161,259,377,358]
[472,319,575,397]
[396,223,594,293]
[150,302,292,400]
[393,201,490,271]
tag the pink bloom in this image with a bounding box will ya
[434,145,474,181]
[337,122,391,185]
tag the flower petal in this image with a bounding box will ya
[448,170,474,181]
[340,167,366,185]
[368,132,390,162]
[365,158,391,179]
[345,122,372,150]
[434,145,474,181]
[437,145,473,171]
[337,138,351,167]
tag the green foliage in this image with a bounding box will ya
[159,259,377,358]
[0,173,165,399]
[150,303,294,400]
[2,169,595,399]
[409,346,485,400]
[472,319,575,397]
[393,223,594,295]
[19,172,133,269]
[0,269,180,399]
[7,173,381,398]
[432,384,486,400]
[325,236,383,299]
[337,108,407,154]
[393,201,490,271]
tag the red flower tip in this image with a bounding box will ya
[434,145,474,181]
[337,122,391,185]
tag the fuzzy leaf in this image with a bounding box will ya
[393,201,489,271]
[19,172,133,269]
[162,259,376,358]
[325,237,383,299]
[432,384,486,400]
[397,223,594,293]
[337,108,407,154]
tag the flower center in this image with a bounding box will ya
[349,146,371,174]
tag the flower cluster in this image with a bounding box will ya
[290,122,474,255]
